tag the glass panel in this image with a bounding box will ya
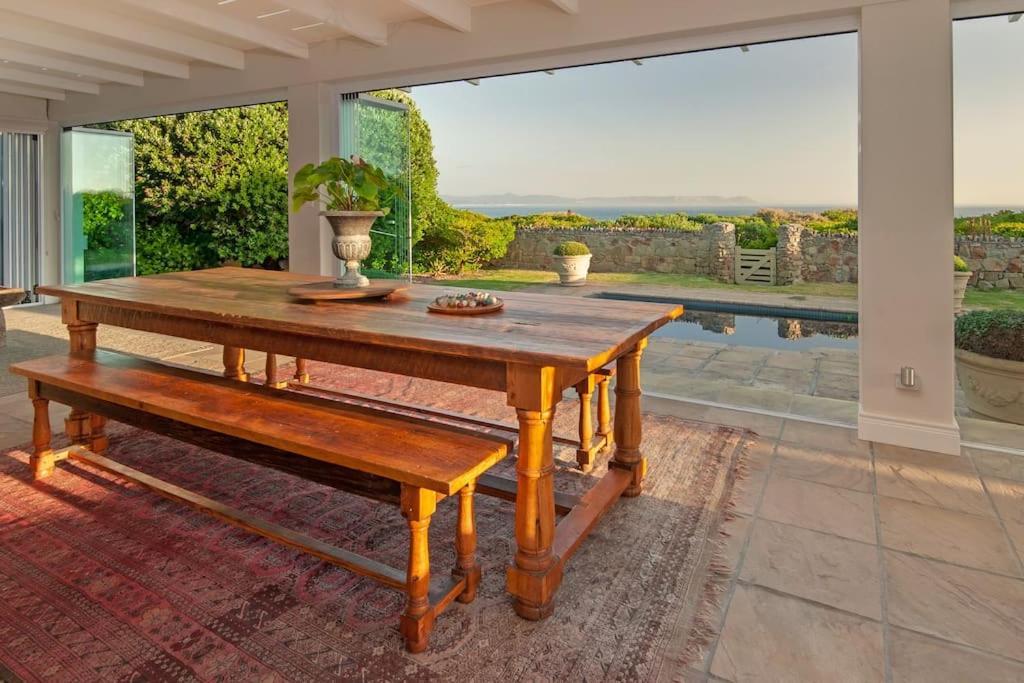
[61,128,135,283]
[0,132,40,300]
[339,94,412,280]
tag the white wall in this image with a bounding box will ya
[858,0,959,454]
[0,93,47,132]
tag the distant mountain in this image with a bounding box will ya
[443,192,759,207]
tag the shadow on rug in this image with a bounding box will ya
[0,362,752,682]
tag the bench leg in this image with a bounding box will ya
[453,482,480,604]
[223,346,249,382]
[597,375,613,453]
[400,486,437,653]
[575,379,595,472]
[29,387,55,480]
[294,358,310,384]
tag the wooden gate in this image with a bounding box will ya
[735,248,776,285]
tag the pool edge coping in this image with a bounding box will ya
[592,291,859,323]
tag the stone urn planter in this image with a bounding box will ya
[955,310,1024,425]
[323,211,382,288]
[953,256,972,315]
[0,287,27,349]
[552,241,592,287]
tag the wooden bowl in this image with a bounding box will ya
[427,300,504,315]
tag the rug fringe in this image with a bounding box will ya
[679,434,755,667]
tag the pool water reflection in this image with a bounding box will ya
[652,311,859,351]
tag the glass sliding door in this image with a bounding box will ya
[339,93,412,280]
[0,132,40,301]
[61,127,135,283]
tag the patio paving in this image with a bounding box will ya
[2,304,1023,681]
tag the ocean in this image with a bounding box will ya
[452,204,1023,220]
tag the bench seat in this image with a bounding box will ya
[10,349,510,652]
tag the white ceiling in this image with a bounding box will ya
[0,0,579,101]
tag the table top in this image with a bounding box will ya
[39,268,682,371]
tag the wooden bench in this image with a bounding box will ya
[10,350,510,653]
[277,354,616,472]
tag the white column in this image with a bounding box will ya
[287,83,339,276]
[858,0,959,454]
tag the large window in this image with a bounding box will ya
[0,131,40,300]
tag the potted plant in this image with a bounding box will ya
[552,241,592,286]
[955,310,1024,425]
[953,255,972,315]
[291,156,393,288]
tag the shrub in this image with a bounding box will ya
[553,241,591,256]
[954,255,970,272]
[506,213,602,230]
[735,221,777,249]
[611,213,699,230]
[98,103,289,273]
[955,310,1024,362]
[81,190,131,251]
[415,207,515,274]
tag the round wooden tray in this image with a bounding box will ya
[427,300,504,315]
[289,281,408,302]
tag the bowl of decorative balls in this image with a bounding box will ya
[428,291,504,315]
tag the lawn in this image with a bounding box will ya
[433,268,1024,311]
[435,269,859,298]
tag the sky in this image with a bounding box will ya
[409,15,1023,207]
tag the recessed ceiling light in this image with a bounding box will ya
[217,0,237,4]
[257,8,290,19]
[292,21,324,31]
[40,67,47,71]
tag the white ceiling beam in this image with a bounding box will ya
[0,65,98,94]
[0,40,144,86]
[275,0,389,47]
[119,0,309,59]
[400,0,471,32]
[0,0,245,69]
[0,13,189,78]
[0,79,64,100]
[543,0,580,13]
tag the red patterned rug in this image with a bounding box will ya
[0,362,751,682]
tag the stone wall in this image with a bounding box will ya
[956,237,1024,290]
[776,225,859,285]
[497,223,737,281]
[495,222,1024,289]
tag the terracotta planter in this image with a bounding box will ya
[956,348,1024,425]
[953,271,972,315]
[553,254,592,286]
[322,211,382,288]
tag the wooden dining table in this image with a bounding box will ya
[38,267,682,620]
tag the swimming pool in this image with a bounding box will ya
[652,309,859,351]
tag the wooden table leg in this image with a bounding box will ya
[63,301,97,446]
[506,364,562,620]
[612,338,648,497]
[399,485,437,654]
[264,353,288,389]
[223,346,249,382]
[597,373,614,452]
[294,358,310,384]
[575,376,595,472]
[29,382,55,480]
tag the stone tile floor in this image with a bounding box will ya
[642,399,1024,683]
[2,304,1023,682]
